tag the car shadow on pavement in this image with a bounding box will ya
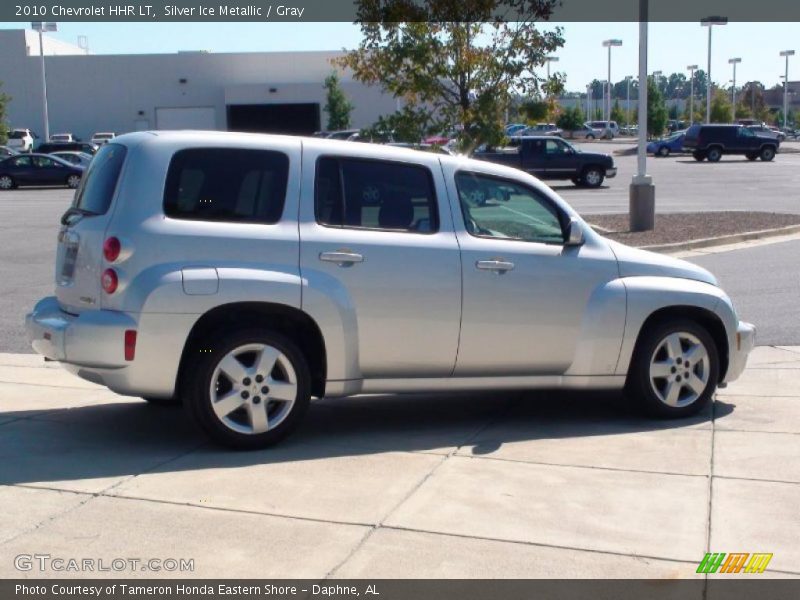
[0,391,734,487]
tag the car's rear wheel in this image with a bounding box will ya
[745,153,758,161]
[692,151,706,162]
[760,146,776,162]
[580,166,605,188]
[706,147,723,162]
[586,134,595,140]
[66,174,81,189]
[0,175,15,190]
[183,328,311,449]
[657,146,670,157]
[626,319,719,418]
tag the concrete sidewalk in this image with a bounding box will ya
[0,348,798,581]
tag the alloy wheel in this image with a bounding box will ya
[67,175,81,189]
[0,176,12,190]
[648,332,711,408]
[584,169,602,186]
[208,343,298,435]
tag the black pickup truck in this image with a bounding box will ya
[473,136,617,188]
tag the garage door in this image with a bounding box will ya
[155,107,217,130]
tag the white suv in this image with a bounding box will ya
[26,131,755,449]
[91,132,117,145]
[7,129,36,152]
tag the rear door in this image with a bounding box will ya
[298,147,462,379]
[55,143,128,313]
[520,139,547,177]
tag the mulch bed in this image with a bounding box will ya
[587,212,800,248]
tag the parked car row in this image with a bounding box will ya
[5,128,116,153]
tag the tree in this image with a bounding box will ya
[647,76,668,137]
[519,99,549,123]
[556,105,584,135]
[610,99,625,124]
[739,81,769,122]
[336,1,564,150]
[323,71,354,131]
[0,82,9,145]
[710,88,732,123]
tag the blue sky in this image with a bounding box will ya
[1,21,796,90]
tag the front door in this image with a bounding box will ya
[299,149,462,379]
[443,167,618,376]
[32,155,66,184]
[543,138,577,178]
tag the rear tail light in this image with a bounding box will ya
[124,330,137,361]
[103,236,121,262]
[101,268,118,294]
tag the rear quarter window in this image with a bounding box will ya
[71,143,127,215]
[164,148,289,224]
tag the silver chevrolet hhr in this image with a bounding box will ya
[26,131,755,449]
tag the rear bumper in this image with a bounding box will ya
[26,296,195,398]
[723,321,756,384]
[26,296,135,366]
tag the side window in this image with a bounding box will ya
[13,156,32,167]
[33,156,60,168]
[164,148,288,224]
[315,157,439,233]
[738,127,755,138]
[455,172,565,244]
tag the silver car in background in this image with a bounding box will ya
[26,132,755,449]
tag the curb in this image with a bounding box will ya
[639,223,800,253]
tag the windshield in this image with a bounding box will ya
[71,143,127,215]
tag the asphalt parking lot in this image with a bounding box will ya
[0,347,798,579]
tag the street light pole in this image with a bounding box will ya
[729,58,741,121]
[31,21,58,143]
[626,75,632,127]
[701,16,728,124]
[602,39,623,122]
[780,50,795,129]
[586,83,592,121]
[630,0,653,232]
[687,65,698,123]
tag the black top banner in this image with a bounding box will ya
[3,0,800,22]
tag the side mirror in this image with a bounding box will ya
[565,217,585,247]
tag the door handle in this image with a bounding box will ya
[319,250,364,265]
[476,259,515,272]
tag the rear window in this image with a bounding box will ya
[9,131,26,139]
[164,148,289,224]
[71,143,127,215]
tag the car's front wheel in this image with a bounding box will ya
[580,166,605,188]
[760,146,776,162]
[657,146,670,157]
[184,328,311,449]
[626,319,719,418]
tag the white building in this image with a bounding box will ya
[0,29,396,140]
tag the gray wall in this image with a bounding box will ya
[0,35,397,140]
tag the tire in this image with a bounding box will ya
[66,174,81,189]
[760,146,776,162]
[141,396,181,407]
[0,175,14,190]
[183,328,311,449]
[706,146,722,162]
[586,134,595,140]
[580,166,605,188]
[657,146,670,157]
[625,319,719,419]
[692,151,706,162]
[745,153,758,161]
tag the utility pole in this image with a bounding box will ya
[780,51,795,129]
[729,58,741,121]
[31,21,58,143]
[602,39,623,122]
[701,16,728,123]
[687,65,698,123]
[630,0,654,232]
